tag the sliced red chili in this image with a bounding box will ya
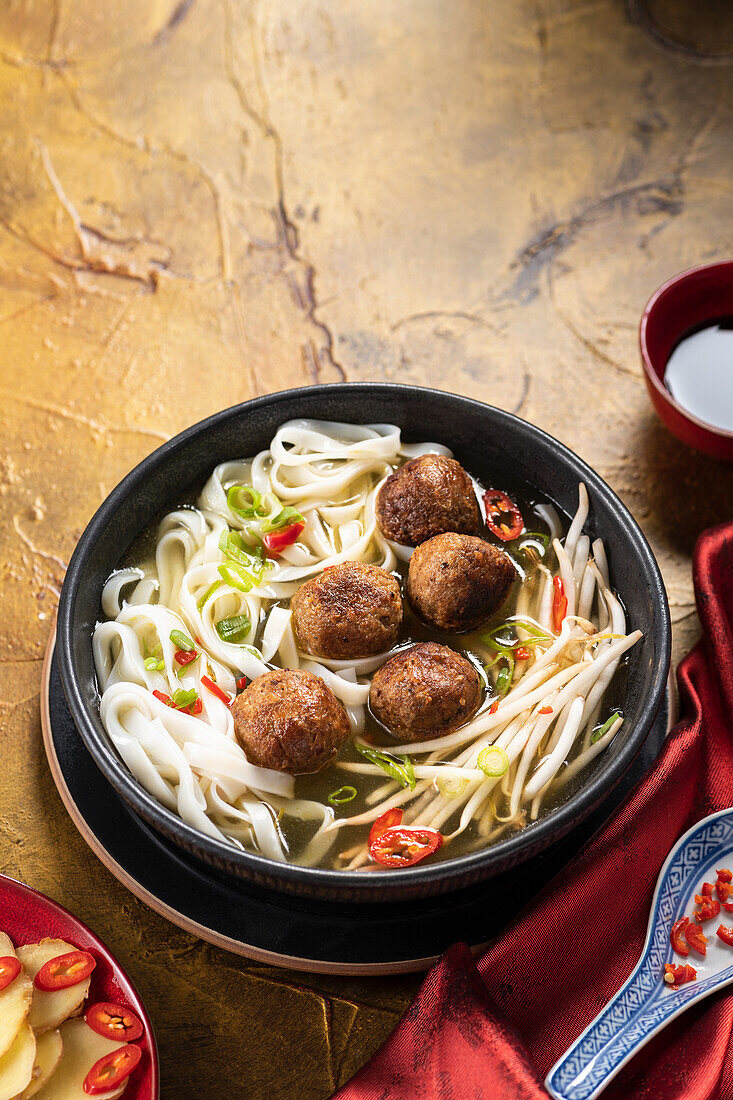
[152,689,171,706]
[35,950,96,992]
[188,696,203,715]
[717,924,733,946]
[0,956,20,992]
[370,826,443,868]
[368,808,404,847]
[515,647,531,660]
[683,923,708,956]
[717,868,733,883]
[718,880,732,903]
[174,649,197,666]
[663,962,697,990]
[489,701,500,715]
[539,706,554,715]
[701,882,715,897]
[83,1044,142,1095]
[201,675,232,708]
[236,676,248,692]
[482,489,524,542]
[694,896,720,922]
[85,1002,144,1042]
[263,521,305,556]
[552,576,568,634]
[670,917,690,957]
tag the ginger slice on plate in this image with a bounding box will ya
[32,1019,130,1100]
[0,1022,35,1100]
[16,941,92,1035]
[0,933,33,1061]
[20,1029,63,1099]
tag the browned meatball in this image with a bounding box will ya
[369,642,481,742]
[291,562,403,659]
[232,668,349,774]
[376,454,480,546]
[407,532,514,633]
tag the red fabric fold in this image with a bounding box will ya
[334,522,733,1100]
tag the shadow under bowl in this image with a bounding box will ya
[640,259,733,461]
[57,384,670,903]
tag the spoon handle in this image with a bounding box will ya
[545,968,680,1100]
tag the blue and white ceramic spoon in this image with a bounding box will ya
[546,808,733,1100]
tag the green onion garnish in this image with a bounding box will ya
[196,579,222,611]
[219,529,260,568]
[144,656,164,671]
[215,615,251,643]
[328,786,357,805]
[477,746,510,778]
[170,629,195,652]
[260,505,305,534]
[591,712,622,744]
[227,484,266,519]
[481,619,551,648]
[355,744,416,791]
[436,773,469,799]
[171,688,198,709]
[494,662,513,695]
[218,561,257,593]
[513,531,550,554]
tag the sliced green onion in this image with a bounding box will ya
[219,529,261,567]
[435,773,469,800]
[328,785,357,805]
[514,531,550,554]
[144,656,164,671]
[260,505,305,534]
[171,687,198,709]
[196,579,222,611]
[478,746,510,778]
[494,662,513,695]
[170,629,195,652]
[355,744,416,791]
[481,619,551,648]
[215,615,251,643]
[227,484,266,519]
[591,712,622,744]
[218,561,255,593]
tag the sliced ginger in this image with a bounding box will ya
[16,942,91,1035]
[0,1023,35,1100]
[0,934,33,1062]
[20,1029,62,1098]
[32,1019,129,1100]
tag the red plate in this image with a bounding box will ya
[0,873,158,1099]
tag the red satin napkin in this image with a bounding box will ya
[334,522,733,1100]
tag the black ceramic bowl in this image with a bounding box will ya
[57,384,670,903]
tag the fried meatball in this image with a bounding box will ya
[291,562,403,659]
[232,668,350,774]
[369,642,481,742]
[376,454,480,546]
[407,532,514,633]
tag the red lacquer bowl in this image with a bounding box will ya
[0,874,158,1099]
[640,260,733,461]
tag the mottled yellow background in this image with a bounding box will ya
[1,1,732,1096]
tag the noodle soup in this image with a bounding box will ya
[93,421,640,872]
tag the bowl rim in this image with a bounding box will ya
[639,259,733,442]
[57,382,671,895]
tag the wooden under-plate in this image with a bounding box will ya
[42,632,674,976]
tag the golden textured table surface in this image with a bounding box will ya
[1,1,732,1096]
